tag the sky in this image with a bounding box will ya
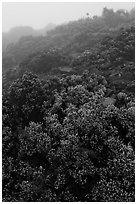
[2,2,135,32]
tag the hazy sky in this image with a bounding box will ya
[2,2,135,32]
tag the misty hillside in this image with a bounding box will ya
[3,6,135,202]
[2,8,135,69]
[2,23,56,51]
[3,8,135,95]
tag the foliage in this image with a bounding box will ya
[20,49,71,74]
[72,26,135,94]
[3,71,135,201]
[3,72,45,129]
[2,6,135,202]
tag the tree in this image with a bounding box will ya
[3,71,135,201]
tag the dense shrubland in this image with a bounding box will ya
[2,7,135,202]
[3,71,135,201]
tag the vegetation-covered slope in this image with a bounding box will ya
[2,23,56,51]
[2,7,135,202]
[3,25,135,96]
[2,8,135,70]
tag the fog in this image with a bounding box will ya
[3,2,134,32]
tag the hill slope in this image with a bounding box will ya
[2,23,56,51]
[2,7,135,202]
[2,8,135,70]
